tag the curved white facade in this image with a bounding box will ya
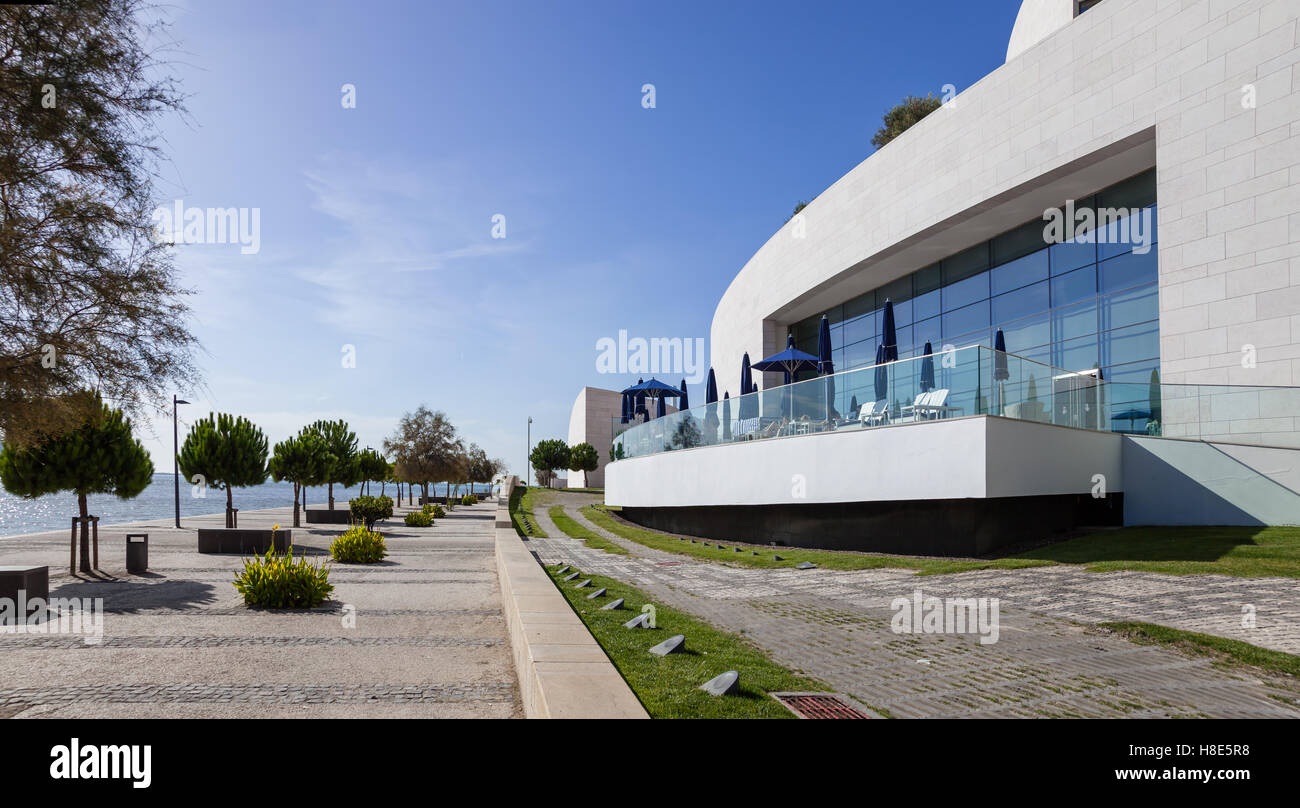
[1006,0,1077,62]
[711,0,1300,399]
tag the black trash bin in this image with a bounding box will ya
[126,533,148,573]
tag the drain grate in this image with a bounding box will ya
[773,693,871,719]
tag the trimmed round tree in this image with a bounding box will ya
[269,432,324,528]
[302,419,358,510]
[0,393,154,573]
[529,438,570,488]
[356,447,389,496]
[568,442,599,488]
[178,413,269,528]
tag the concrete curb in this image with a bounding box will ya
[494,477,648,719]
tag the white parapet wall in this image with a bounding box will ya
[606,416,1124,508]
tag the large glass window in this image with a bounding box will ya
[786,169,1159,380]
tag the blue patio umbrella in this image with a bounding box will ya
[993,329,1009,415]
[753,334,820,421]
[623,377,683,398]
[752,334,821,378]
[993,329,1010,381]
[740,353,754,420]
[678,378,689,411]
[627,377,646,420]
[703,368,719,441]
[873,343,888,402]
[622,377,682,421]
[817,315,837,421]
[881,299,899,362]
[920,342,935,392]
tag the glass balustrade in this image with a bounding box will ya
[608,345,1300,461]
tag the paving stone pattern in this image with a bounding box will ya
[530,500,1300,719]
[0,503,520,718]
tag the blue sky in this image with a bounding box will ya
[141,0,1022,474]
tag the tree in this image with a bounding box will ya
[529,439,570,488]
[0,1,199,447]
[568,442,599,488]
[871,94,943,149]
[355,447,389,496]
[464,444,502,497]
[670,416,702,450]
[178,413,268,528]
[384,407,462,506]
[268,432,324,528]
[302,419,358,510]
[0,392,153,573]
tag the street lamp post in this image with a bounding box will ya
[526,416,533,487]
[173,395,189,528]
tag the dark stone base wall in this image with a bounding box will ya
[621,494,1124,557]
[197,529,293,554]
[304,508,352,525]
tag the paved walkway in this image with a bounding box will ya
[530,495,1300,718]
[0,502,520,718]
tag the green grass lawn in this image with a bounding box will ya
[508,484,547,538]
[548,505,627,554]
[587,506,1300,579]
[1017,526,1300,578]
[1100,621,1300,679]
[543,564,825,718]
[581,505,1053,575]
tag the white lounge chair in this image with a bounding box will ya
[915,389,955,420]
[860,399,890,426]
[899,391,933,423]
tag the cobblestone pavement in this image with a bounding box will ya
[0,502,521,718]
[530,499,1300,719]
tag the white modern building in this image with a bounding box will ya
[605,0,1300,554]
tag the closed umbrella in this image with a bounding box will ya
[620,391,630,424]
[920,342,935,392]
[740,353,753,421]
[873,342,888,408]
[704,368,719,442]
[722,391,732,440]
[817,315,837,423]
[656,392,666,419]
[678,378,689,411]
[850,394,859,417]
[881,299,898,362]
[994,329,1009,414]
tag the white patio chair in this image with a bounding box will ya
[899,391,933,422]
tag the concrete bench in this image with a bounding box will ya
[304,508,352,525]
[0,566,50,610]
[196,529,292,555]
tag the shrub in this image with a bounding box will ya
[460,494,478,505]
[422,503,445,518]
[405,510,433,527]
[232,544,333,608]
[330,524,388,563]
[349,494,394,528]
